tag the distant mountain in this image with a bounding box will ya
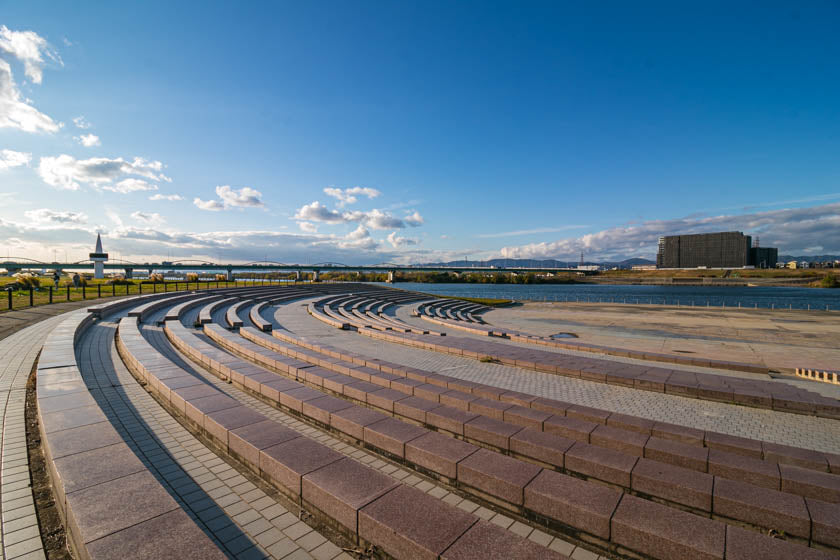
[414,257,655,269]
[779,255,840,262]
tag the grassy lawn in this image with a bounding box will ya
[0,275,303,312]
[431,294,512,306]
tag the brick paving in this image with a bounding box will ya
[0,316,69,560]
[143,308,607,560]
[276,298,840,454]
[80,315,352,560]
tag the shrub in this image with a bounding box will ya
[185,272,199,282]
[820,273,839,288]
[149,273,164,283]
[215,274,227,282]
[108,275,133,285]
[13,273,41,289]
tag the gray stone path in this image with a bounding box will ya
[0,317,67,560]
[276,298,840,454]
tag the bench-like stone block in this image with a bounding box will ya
[631,458,713,511]
[713,478,810,539]
[565,443,637,487]
[363,417,426,458]
[406,432,478,479]
[724,524,835,560]
[591,424,649,457]
[645,437,708,472]
[524,469,621,540]
[457,448,542,506]
[426,406,479,436]
[302,458,399,533]
[806,497,840,549]
[611,494,725,560]
[779,464,840,503]
[359,485,477,560]
[510,429,574,468]
[763,442,829,472]
[544,415,597,443]
[440,520,568,560]
[330,406,388,441]
[463,416,522,450]
[260,437,344,496]
[707,449,780,490]
[230,420,300,468]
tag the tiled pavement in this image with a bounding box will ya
[0,317,69,560]
[275,298,840,454]
[145,311,608,560]
[80,316,353,560]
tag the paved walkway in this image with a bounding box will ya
[0,298,128,342]
[82,311,354,560]
[275,298,840,454]
[0,316,69,560]
[150,310,602,560]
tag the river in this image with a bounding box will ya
[381,282,840,311]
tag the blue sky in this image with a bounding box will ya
[1,1,839,264]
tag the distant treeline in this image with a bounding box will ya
[319,271,580,284]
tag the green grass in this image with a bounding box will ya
[431,294,512,307]
[0,275,308,313]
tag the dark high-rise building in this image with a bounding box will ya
[750,247,778,269]
[656,231,770,268]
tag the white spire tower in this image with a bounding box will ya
[89,233,109,279]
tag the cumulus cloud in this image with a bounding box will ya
[37,154,170,191]
[338,225,378,250]
[323,186,380,207]
[293,201,423,231]
[298,221,318,233]
[216,185,263,208]
[499,203,840,260]
[0,26,60,133]
[72,116,91,129]
[74,133,101,147]
[130,211,164,225]
[149,193,183,201]
[0,25,61,84]
[24,208,87,225]
[294,201,345,223]
[0,149,31,169]
[404,211,424,227]
[194,185,264,211]
[0,59,59,133]
[193,198,225,211]
[387,231,419,248]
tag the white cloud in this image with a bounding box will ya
[361,208,406,230]
[0,149,31,169]
[0,25,61,84]
[294,201,346,223]
[130,211,164,225]
[193,185,264,211]
[404,211,424,227]
[293,201,422,231]
[387,231,419,248]
[323,186,380,207]
[106,210,123,227]
[298,221,318,233]
[72,116,91,129]
[0,26,60,134]
[338,225,378,250]
[499,203,840,261]
[74,133,101,147]
[149,193,183,201]
[216,185,264,208]
[193,198,225,211]
[37,154,170,191]
[0,59,59,133]
[24,208,87,225]
[103,178,158,194]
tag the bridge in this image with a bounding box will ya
[0,258,593,282]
